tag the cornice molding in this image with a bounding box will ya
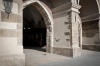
[52,2,81,15]
[81,13,100,22]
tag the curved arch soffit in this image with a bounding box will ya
[96,0,100,14]
[23,0,53,28]
[79,0,100,14]
[79,0,100,20]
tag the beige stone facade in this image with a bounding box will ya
[0,0,100,66]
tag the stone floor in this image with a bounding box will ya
[24,47,100,66]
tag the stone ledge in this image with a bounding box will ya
[0,22,17,30]
[82,44,100,51]
[0,54,25,66]
[0,29,22,37]
[52,47,81,57]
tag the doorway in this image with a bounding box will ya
[23,4,47,52]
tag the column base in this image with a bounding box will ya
[0,54,25,66]
[52,47,81,57]
[46,45,52,53]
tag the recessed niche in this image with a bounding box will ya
[64,22,70,24]
[67,25,71,29]
[66,39,70,41]
[65,32,70,35]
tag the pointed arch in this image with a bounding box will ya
[23,0,54,53]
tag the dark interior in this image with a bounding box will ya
[23,4,47,48]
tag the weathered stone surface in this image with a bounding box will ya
[0,54,25,66]
[46,45,52,53]
[53,12,69,19]
[0,22,17,29]
[82,21,99,48]
[17,23,22,30]
[73,47,81,57]
[1,11,22,23]
[53,47,81,57]
[17,37,22,46]
[82,45,100,51]
[53,47,73,57]
[0,29,22,37]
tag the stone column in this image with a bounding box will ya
[0,1,25,66]
[98,14,100,43]
[96,0,100,43]
[44,17,53,53]
[69,3,82,57]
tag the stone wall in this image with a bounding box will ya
[0,0,25,66]
[53,12,71,47]
[82,20,100,51]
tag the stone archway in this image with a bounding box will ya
[96,0,100,41]
[96,0,100,13]
[23,0,54,53]
[79,0,100,51]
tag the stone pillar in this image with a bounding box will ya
[69,3,82,57]
[0,1,25,66]
[52,1,82,57]
[96,0,100,42]
[96,0,100,43]
[46,27,52,53]
[98,15,100,43]
[44,17,53,53]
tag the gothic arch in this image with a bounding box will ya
[79,0,100,50]
[23,0,54,53]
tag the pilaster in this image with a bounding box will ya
[98,14,100,41]
[70,3,82,57]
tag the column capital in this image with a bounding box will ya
[71,3,81,9]
[70,3,81,13]
[68,3,81,13]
